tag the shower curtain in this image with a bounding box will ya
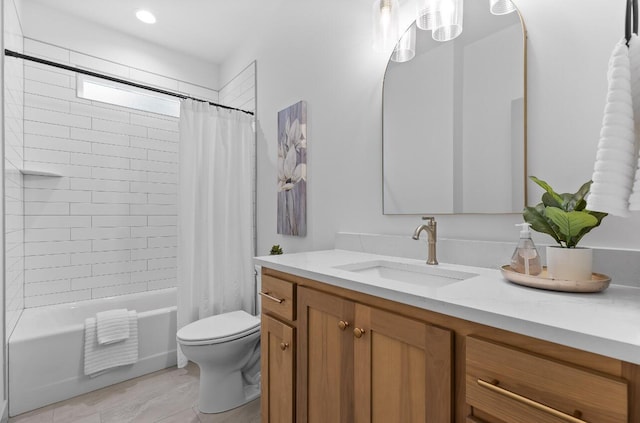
[177,99,255,368]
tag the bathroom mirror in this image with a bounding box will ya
[382,3,526,214]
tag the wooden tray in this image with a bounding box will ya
[500,265,611,293]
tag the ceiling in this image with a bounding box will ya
[23,0,287,64]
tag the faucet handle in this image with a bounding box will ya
[421,216,436,224]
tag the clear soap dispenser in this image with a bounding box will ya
[510,223,542,276]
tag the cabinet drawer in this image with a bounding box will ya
[466,336,628,423]
[260,275,296,321]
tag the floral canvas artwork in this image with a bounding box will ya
[277,101,307,236]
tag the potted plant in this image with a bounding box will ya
[523,176,607,281]
[269,244,284,255]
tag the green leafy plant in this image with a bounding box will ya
[269,244,283,255]
[523,176,607,248]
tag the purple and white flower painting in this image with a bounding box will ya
[277,101,307,236]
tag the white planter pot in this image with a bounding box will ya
[546,246,592,281]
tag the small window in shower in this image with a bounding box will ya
[76,74,181,117]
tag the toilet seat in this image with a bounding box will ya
[177,310,260,346]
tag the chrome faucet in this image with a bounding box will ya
[412,216,438,265]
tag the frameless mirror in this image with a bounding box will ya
[383,3,526,214]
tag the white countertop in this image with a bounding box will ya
[254,249,640,365]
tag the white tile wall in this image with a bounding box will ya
[219,62,256,113]
[11,40,256,309]
[5,0,25,336]
[20,40,191,307]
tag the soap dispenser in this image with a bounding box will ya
[510,223,542,276]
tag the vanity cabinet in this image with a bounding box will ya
[260,267,639,423]
[297,286,453,423]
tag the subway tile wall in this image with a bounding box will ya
[219,62,256,113]
[20,39,221,307]
[5,0,25,334]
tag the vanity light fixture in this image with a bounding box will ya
[372,0,400,51]
[391,25,416,63]
[416,0,438,30]
[431,0,463,42]
[414,0,463,43]
[381,0,462,54]
[489,0,516,15]
[136,9,156,24]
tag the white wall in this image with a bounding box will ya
[20,2,220,90]
[2,0,23,415]
[221,0,640,256]
[4,0,22,334]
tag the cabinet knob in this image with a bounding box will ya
[280,342,289,351]
[338,320,350,330]
[353,328,366,338]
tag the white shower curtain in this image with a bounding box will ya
[177,99,255,368]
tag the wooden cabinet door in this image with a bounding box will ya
[353,304,453,423]
[261,314,295,423]
[297,287,355,423]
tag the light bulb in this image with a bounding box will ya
[372,0,399,51]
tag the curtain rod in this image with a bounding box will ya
[4,49,254,116]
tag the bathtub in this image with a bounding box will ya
[8,288,177,416]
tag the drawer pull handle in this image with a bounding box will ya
[338,320,350,330]
[477,379,587,423]
[280,342,289,351]
[353,328,366,338]
[259,291,284,304]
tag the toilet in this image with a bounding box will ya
[177,310,261,413]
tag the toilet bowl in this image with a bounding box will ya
[177,310,261,413]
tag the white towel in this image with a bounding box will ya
[588,37,636,216]
[96,308,130,345]
[84,310,138,377]
[628,33,640,209]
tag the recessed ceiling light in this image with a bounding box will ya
[136,10,156,24]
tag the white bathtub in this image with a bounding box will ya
[8,288,177,416]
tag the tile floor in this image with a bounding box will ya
[8,363,261,423]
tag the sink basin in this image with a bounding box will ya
[334,260,477,288]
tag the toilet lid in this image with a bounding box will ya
[177,310,260,345]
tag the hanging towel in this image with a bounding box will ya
[627,34,640,208]
[96,309,130,345]
[588,38,636,217]
[84,310,138,377]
